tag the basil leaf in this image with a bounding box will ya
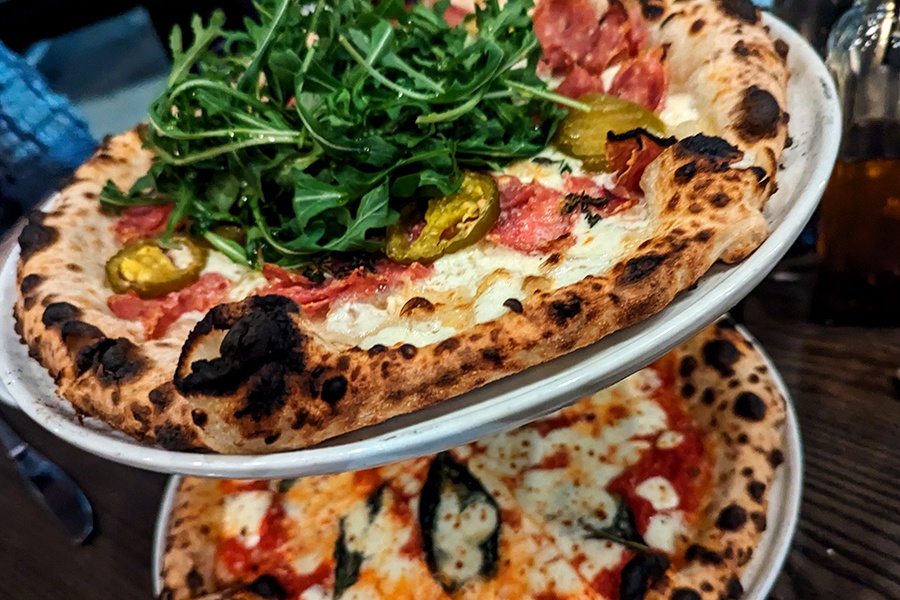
[419,452,501,592]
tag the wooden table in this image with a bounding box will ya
[0,252,898,599]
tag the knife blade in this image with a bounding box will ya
[0,413,94,544]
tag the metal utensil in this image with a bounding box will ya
[0,412,94,544]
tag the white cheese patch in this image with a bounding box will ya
[325,300,392,341]
[643,511,687,553]
[299,585,330,600]
[201,249,267,301]
[360,319,457,350]
[519,469,620,534]
[527,546,586,595]
[656,430,684,449]
[222,490,273,547]
[433,488,498,583]
[660,92,703,137]
[635,476,680,511]
[600,62,622,90]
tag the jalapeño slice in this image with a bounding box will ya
[386,172,500,265]
[105,236,208,299]
[553,93,666,172]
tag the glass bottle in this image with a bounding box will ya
[813,0,900,325]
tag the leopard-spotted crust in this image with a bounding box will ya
[157,318,787,600]
[13,0,789,453]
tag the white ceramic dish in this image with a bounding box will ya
[0,14,836,477]
[151,323,804,599]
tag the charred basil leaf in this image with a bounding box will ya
[333,485,386,598]
[419,452,501,592]
[562,191,610,227]
[332,521,363,599]
[277,478,297,493]
[584,499,651,552]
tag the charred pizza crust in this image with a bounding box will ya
[13,0,789,453]
[158,319,787,599]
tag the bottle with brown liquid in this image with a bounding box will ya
[816,0,900,325]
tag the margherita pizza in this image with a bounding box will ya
[14,0,790,452]
[159,320,787,599]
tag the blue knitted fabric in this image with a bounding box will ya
[0,41,97,208]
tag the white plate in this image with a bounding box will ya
[0,14,837,477]
[151,323,804,599]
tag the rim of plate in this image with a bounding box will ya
[150,323,804,599]
[0,14,837,477]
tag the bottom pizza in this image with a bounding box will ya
[159,318,786,600]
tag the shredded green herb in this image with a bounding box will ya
[101,0,582,268]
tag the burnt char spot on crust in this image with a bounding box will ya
[130,403,151,426]
[435,337,461,355]
[400,344,418,359]
[719,0,758,23]
[751,511,767,531]
[75,337,143,382]
[249,574,288,599]
[185,569,204,594]
[60,320,104,341]
[710,193,730,207]
[321,376,348,404]
[749,166,769,186]
[674,162,697,183]
[680,356,698,378]
[716,504,748,531]
[685,544,724,565]
[503,298,524,314]
[734,391,767,421]
[18,212,58,263]
[482,347,503,365]
[177,296,304,397]
[20,274,43,295]
[42,302,81,328]
[747,480,766,502]
[234,366,289,421]
[774,38,790,60]
[191,409,208,427]
[619,254,665,285]
[702,339,741,376]
[619,553,670,600]
[768,448,785,468]
[725,575,744,598]
[549,295,583,325]
[149,387,170,409]
[368,344,387,356]
[670,590,702,600]
[675,134,743,166]
[736,86,782,142]
[154,424,197,450]
[690,18,705,33]
[733,40,750,56]
[639,0,665,19]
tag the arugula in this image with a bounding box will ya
[102,0,583,268]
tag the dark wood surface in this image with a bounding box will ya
[0,252,898,599]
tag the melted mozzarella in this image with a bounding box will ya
[222,490,273,547]
[600,63,622,89]
[635,476,680,510]
[201,249,266,301]
[433,489,499,582]
[643,511,687,553]
[656,430,684,449]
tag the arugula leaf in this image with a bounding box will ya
[101,0,579,269]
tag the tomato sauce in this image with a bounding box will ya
[218,494,334,599]
[590,550,633,598]
[607,362,713,533]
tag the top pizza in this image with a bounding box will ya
[13,0,790,454]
